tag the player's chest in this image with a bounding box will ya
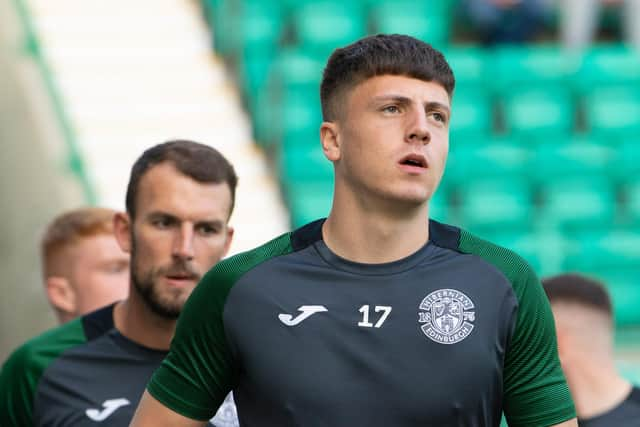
[227,269,514,412]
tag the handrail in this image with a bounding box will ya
[11,0,96,204]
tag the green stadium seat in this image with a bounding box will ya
[502,86,574,137]
[564,230,640,273]
[447,137,532,185]
[442,46,486,90]
[292,2,366,56]
[575,45,640,93]
[279,87,322,149]
[584,87,640,137]
[429,187,451,224]
[624,181,640,225]
[286,182,334,227]
[531,138,616,182]
[279,145,332,184]
[457,179,533,231]
[540,177,616,229]
[449,89,493,140]
[589,270,640,326]
[369,0,451,47]
[493,45,579,93]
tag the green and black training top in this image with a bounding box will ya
[149,219,576,427]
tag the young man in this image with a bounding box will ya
[543,273,640,426]
[132,35,577,426]
[41,207,130,324]
[0,140,239,426]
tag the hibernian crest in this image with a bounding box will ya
[418,289,475,344]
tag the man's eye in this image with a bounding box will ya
[153,218,172,228]
[382,105,400,114]
[432,112,446,123]
[198,225,219,235]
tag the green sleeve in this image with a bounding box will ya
[0,319,85,426]
[459,231,576,427]
[147,232,292,421]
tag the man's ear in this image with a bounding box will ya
[46,276,76,323]
[320,121,341,162]
[113,212,132,254]
[222,226,234,258]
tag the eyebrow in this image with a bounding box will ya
[371,95,451,115]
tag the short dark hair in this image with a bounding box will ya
[320,34,455,121]
[542,273,612,317]
[125,140,238,219]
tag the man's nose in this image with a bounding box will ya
[172,224,195,260]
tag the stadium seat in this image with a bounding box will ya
[531,138,616,182]
[540,177,616,229]
[624,180,640,225]
[457,179,533,231]
[575,45,640,93]
[584,86,640,137]
[292,2,366,56]
[447,137,532,185]
[449,89,493,140]
[279,145,332,184]
[592,270,640,326]
[493,45,578,93]
[442,46,486,90]
[286,181,334,227]
[369,0,451,48]
[502,86,574,137]
[564,230,640,272]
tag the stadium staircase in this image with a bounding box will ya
[22,0,289,254]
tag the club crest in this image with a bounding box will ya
[418,289,475,344]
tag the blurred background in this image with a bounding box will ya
[1,0,639,380]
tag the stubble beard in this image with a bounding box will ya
[130,235,196,320]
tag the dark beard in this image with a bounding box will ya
[131,268,181,319]
[129,232,196,320]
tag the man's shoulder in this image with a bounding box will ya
[206,230,294,283]
[2,317,87,377]
[451,224,536,287]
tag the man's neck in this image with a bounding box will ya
[323,190,430,263]
[564,357,632,420]
[113,297,177,351]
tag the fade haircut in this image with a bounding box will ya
[320,34,455,121]
[42,207,116,277]
[125,140,238,220]
[542,273,613,318]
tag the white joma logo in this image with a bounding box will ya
[85,398,130,421]
[278,305,328,326]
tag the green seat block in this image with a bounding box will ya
[443,46,486,90]
[458,179,533,230]
[293,2,366,56]
[369,0,451,47]
[286,182,334,227]
[279,145,332,184]
[503,86,574,137]
[447,137,532,185]
[532,137,616,182]
[576,45,640,93]
[279,88,322,147]
[564,230,640,272]
[584,87,640,136]
[541,177,616,229]
[625,181,640,225]
[449,89,493,139]
[590,270,640,326]
[493,45,579,93]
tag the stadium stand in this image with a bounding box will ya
[199,1,640,340]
